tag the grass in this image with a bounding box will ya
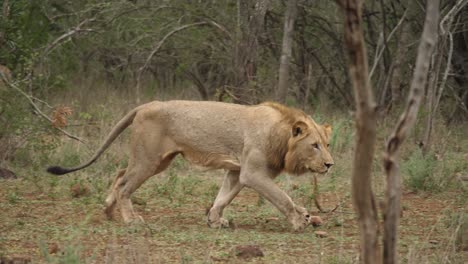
[0,90,467,263]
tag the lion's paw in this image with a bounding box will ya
[124,215,145,225]
[208,217,230,229]
[290,211,314,232]
[290,210,323,231]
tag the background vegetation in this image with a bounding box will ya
[0,0,466,262]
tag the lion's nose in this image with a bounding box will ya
[324,162,334,169]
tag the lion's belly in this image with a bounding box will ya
[171,126,244,170]
[181,149,241,170]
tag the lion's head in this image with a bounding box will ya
[264,102,334,175]
[284,120,334,175]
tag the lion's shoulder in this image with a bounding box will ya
[260,102,308,125]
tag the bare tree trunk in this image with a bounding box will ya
[339,0,380,262]
[421,50,441,153]
[302,61,313,108]
[422,0,468,153]
[277,0,297,103]
[383,2,440,264]
[390,23,407,105]
[233,0,269,104]
[391,0,419,106]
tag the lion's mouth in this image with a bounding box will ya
[306,166,329,174]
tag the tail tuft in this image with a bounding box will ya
[47,166,72,175]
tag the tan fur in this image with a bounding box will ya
[48,100,334,231]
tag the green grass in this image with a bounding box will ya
[402,148,468,193]
[0,94,467,263]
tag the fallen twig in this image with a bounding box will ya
[312,174,339,213]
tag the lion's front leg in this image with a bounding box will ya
[207,170,243,228]
[240,154,311,231]
[242,174,311,231]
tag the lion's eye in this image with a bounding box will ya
[312,143,319,149]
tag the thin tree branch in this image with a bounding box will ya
[383,1,440,263]
[439,0,468,35]
[206,20,233,41]
[0,74,88,146]
[135,22,208,104]
[434,30,453,111]
[435,0,468,111]
[309,51,353,107]
[422,0,467,152]
[369,10,407,80]
[43,18,96,57]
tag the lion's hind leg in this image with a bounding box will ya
[115,148,179,224]
[105,169,126,220]
[207,170,243,228]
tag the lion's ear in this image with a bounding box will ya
[322,124,332,138]
[292,121,308,137]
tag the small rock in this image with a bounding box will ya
[429,240,439,245]
[48,243,59,254]
[309,216,323,227]
[70,183,90,198]
[314,231,328,238]
[0,167,17,179]
[232,245,264,259]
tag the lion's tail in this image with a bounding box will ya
[47,107,139,175]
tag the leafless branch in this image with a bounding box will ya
[135,22,208,103]
[435,0,468,111]
[440,0,468,35]
[422,0,467,152]
[434,31,453,111]
[383,1,440,263]
[369,10,407,80]
[0,74,88,146]
[309,51,353,106]
[43,18,96,57]
[206,20,233,41]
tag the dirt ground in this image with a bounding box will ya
[0,167,466,263]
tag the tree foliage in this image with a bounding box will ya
[0,0,467,164]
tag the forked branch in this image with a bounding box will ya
[383,1,440,264]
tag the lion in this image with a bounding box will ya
[47,100,334,231]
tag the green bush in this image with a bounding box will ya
[402,149,437,192]
[402,149,466,193]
